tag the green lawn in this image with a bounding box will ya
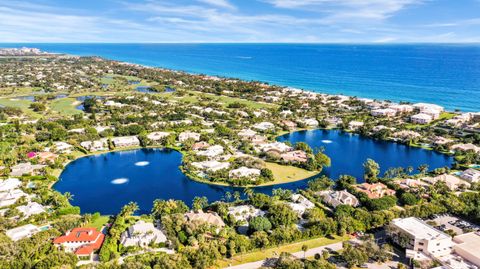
[0,97,41,118]
[49,98,83,116]
[263,162,319,186]
[86,215,111,230]
[216,235,348,267]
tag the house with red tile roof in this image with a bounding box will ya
[354,182,396,199]
[53,227,105,260]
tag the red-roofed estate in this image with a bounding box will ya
[54,227,105,260]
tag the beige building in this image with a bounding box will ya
[453,232,480,267]
[388,217,454,258]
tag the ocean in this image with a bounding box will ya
[2,43,479,111]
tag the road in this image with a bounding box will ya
[224,241,343,269]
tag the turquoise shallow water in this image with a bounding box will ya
[1,43,479,111]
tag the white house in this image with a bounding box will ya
[0,178,21,192]
[112,136,140,148]
[318,190,359,208]
[80,139,108,152]
[460,169,480,183]
[389,104,414,114]
[17,202,46,218]
[238,129,257,139]
[229,167,261,179]
[196,145,224,158]
[411,113,433,124]
[299,118,319,127]
[348,121,364,130]
[413,103,444,112]
[10,163,45,177]
[252,122,275,132]
[257,142,292,153]
[178,131,201,142]
[147,131,170,141]
[371,108,397,117]
[0,189,28,207]
[120,220,167,247]
[6,224,39,241]
[191,161,230,172]
[422,174,470,191]
[228,205,265,222]
[388,217,454,258]
[53,142,74,153]
[287,194,315,216]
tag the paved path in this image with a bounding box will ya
[224,241,343,269]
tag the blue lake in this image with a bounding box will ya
[277,129,453,179]
[55,130,453,215]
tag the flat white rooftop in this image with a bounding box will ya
[392,217,450,241]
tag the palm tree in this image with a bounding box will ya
[243,188,254,199]
[64,192,74,202]
[302,244,308,259]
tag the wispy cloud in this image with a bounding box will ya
[0,0,478,43]
[197,0,236,9]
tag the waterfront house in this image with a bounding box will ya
[0,178,21,192]
[281,120,297,130]
[281,150,308,163]
[80,139,108,152]
[52,141,74,153]
[422,174,470,191]
[257,142,292,153]
[229,167,261,179]
[17,202,46,218]
[6,224,39,241]
[28,151,58,164]
[247,135,267,145]
[451,143,480,154]
[411,113,433,124]
[460,168,480,183]
[348,121,364,130]
[395,178,429,190]
[191,160,230,172]
[227,205,266,223]
[413,103,444,112]
[388,217,454,258]
[0,189,28,207]
[184,210,225,227]
[318,190,359,208]
[147,131,170,141]
[298,118,319,127]
[287,194,315,216]
[112,136,140,148]
[10,162,46,177]
[53,227,105,260]
[389,104,414,114]
[178,131,201,142]
[354,183,396,199]
[120,220,167,247]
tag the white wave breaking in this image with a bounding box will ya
[321,140,333,144]
[135,161,150,167]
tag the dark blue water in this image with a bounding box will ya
[55,148,310,215]
[277,129,453,179]
[1,43,479,111]
[55,130,453,215]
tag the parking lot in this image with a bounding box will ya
[426,214,479,235]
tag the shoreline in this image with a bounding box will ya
[37,47,479,113]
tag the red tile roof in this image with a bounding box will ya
[74,234,105,255]
[53,227,103,244]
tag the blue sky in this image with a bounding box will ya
[1,0,480,43]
